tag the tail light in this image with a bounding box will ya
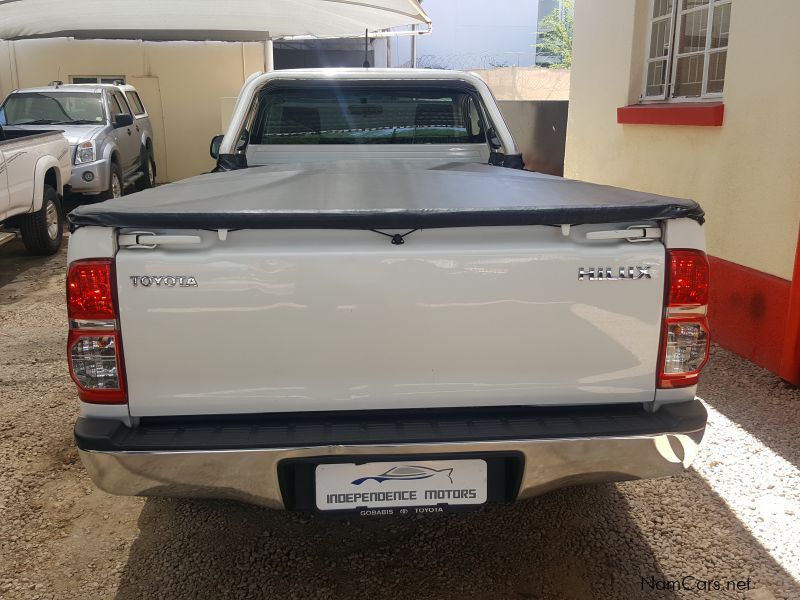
[658,249,711,388]
[667,250,710,307]
[67,259,127,403]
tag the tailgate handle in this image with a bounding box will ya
[118,233,203,248]
[586,227,661,242]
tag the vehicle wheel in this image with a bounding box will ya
[136,148,156,191]
[20,185,63,256]
[99,162,124,200]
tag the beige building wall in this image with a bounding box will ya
[565,0,800,280]
[471,67,570,101]
[0,39,265,183]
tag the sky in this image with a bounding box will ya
[393,0,541,69]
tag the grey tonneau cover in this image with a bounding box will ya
[68,160,704,229]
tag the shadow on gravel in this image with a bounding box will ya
[0,190,94,287]
[675,470,800,599]
[0,238,61,289]
[62,192,104,215]
[698,345,800,470]
[114,484,677,600]
[0,193,93,291]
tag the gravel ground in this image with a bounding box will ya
[1,236,799,600]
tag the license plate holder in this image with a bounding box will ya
[277,452,524,514]
[315,459,488,512]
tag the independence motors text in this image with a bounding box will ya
[326,489,477,505]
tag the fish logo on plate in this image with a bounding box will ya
[351,465,454,485]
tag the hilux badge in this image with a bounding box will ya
[130,275,198,287]
[578,266,652,281]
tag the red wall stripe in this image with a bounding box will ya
[707,256,791,377]
[617,102,725,126]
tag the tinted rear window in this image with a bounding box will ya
[250,87,486,145]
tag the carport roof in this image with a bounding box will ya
[0,0,431,42]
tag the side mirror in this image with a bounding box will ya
[487,128,502,150]
[210,134,224,159]
[114,114,133,128]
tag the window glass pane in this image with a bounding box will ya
[2,92,104,125]
[467,98,483,138]
[116,93,132,116]
[100,77,124,84]
[646,60,669,96]
[108,93,129,119]
[707,50,727,93]
[711,3,731,49]
[108,97,120,119]
[652,0,674,18]
[682,0,709,9]
[678,8,709,53]
[674,54,705,97]
[72,77,97,84]
[649,18,672,58]
[126,92,145,115]
[252,87,485,145]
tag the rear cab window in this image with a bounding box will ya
[249,84,488,146]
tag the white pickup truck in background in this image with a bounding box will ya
[1,125,71,255]
[66,69,710,516]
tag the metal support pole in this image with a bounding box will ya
[264,33,274,72]
[411,25,417,68]
[9,41,20,88]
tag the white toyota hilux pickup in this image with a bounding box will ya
[67,69,710,516]
[1,125,71,254]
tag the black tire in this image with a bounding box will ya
[99,162,124,200]
[136,148,156,191]
[20,185,63,256]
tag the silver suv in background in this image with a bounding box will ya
[0,82,156,199]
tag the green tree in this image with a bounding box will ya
[535,0,574,69]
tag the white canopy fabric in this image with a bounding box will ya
[0,0,431,42]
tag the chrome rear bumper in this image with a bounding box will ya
[76,401,707,510]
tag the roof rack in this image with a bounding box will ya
[48,80,63,88]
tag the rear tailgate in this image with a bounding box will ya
[115,224,666,417]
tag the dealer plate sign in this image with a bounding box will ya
[315,459,487,511]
